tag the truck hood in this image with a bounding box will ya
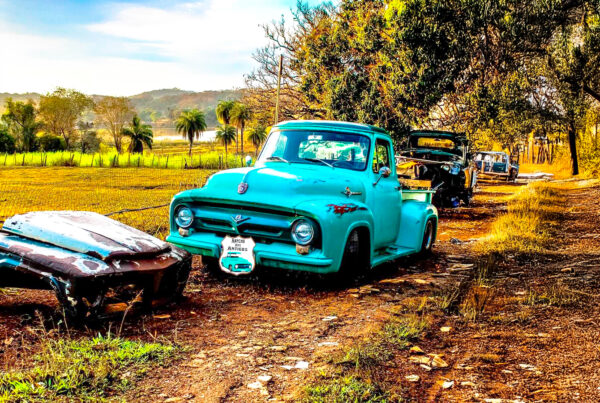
[1,211,170,261]
[179,163,367,209]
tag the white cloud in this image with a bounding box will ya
[0,0,293,95]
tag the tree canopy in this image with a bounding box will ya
[38,88,93,149]
[245,0,600,174]
[175,109,207,156]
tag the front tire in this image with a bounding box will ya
[419,218,436,256]
[337,229,369,279]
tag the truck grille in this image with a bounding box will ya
[189,202,297,244]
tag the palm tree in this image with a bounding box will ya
[231,103,252,154]
[122,115,153,153]
[247,125,268,156]
[175,109,207,156]
[216,124,237,165]
[216,100,236,151]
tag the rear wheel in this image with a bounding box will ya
[419,218,436,256]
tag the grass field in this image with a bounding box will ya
[0,138,260,170]
[0,167,212,239]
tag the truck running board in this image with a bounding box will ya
[372,246,415,267]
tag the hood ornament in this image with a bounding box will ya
[238,182,249,194]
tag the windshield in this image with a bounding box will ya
[408,135,464,157]
[257,130,371,171]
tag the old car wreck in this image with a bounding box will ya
[475,151,519,181]
[168,120,438,278]
[396,130,477,207]
[0,211,192,320]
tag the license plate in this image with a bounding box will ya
[219,236,256,275]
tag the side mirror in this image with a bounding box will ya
[373,166,392,186]
[245,155,253,167]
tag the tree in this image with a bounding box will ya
[0,126,16,153]
[78,121,101,154]
[1,98,40,152]
[231,102,252,154]
[94,96,134,153]
[216,100,237,151]
[122,115,154,153]
[175,109,207,156]
[38,88,93,149]
[216,124,237,163]
[247,124,268,155]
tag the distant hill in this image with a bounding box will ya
[0,88,241,128]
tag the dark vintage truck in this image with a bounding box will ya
[168,120,438,277]
[396,130,477,207]
[0,211,192,320]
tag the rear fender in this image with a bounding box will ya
[397,201,438,252]
[294,199,373,271]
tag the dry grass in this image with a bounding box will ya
[477,182,564,254]
[303,314,429,402]
[525,282,582,307]
[0,167,211,239]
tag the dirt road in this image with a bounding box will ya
[1,180,599,402]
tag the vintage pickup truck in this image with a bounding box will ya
[167,120,438,277]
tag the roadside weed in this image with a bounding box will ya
[0,334,178,401]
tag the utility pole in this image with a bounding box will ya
[274,54,283,125]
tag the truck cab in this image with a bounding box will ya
[167,121,438,277]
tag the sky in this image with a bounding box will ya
[0,0,319,96]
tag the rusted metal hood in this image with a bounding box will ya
[2,211,170,261]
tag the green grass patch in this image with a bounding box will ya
[0,334,178,402]
[304,375,392,403]
[0,150,247,170]
[340,315,429,370]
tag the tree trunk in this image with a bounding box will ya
[595,122,598,151]
[568,120,579,176]
[241,123,245,154]
[225,143,228,167]
[189,139,193,157]
[235,128,239,154]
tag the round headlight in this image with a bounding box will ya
[175,206,194,229]
[292,219,315,246]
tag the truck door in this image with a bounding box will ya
[369,138,401,248]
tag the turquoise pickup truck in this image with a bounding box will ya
[167,121,438,277]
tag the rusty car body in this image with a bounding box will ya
[0,211,192,320]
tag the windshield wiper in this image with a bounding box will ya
[266,156,289,163]
[302,158,334,168]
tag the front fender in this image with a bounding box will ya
[295,198,374,272]
[397,201,438,252]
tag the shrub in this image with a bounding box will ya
[0,128,16,153]
[38,133,67,152]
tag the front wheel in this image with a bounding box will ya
[419,218,436,256]
[337,229,369,280]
